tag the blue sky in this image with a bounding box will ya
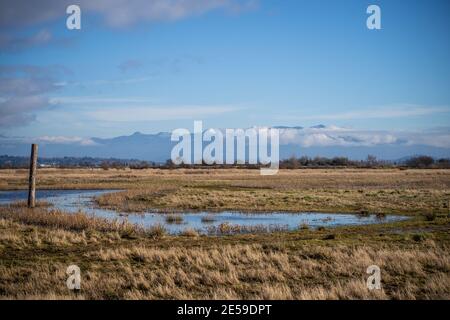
[0,0,449,138]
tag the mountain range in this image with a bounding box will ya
[1,125,449,162]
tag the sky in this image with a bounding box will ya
[0,0,449,139]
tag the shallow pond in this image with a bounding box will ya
[0,189,408,235]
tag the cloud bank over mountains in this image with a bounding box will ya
[276,126,450,149]
[1,125,449,161]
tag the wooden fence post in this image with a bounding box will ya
[28,144,38,208]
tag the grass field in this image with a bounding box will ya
[0,168,449,299]
[1,168,449,215]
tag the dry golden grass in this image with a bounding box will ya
[165,214,184,224]
[8,200,53,208]
[179,228,199,237]
[2,167,449,189]
[0,168,449,300]
[0,206,141,235]
[0,211,448,300]
[2,168,447,214]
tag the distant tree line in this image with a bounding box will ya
[163,155,450,169]
[1,154,449,169]
[279,155,450,169]
[0,155,156,169]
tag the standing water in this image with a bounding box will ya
[0,189,408,235]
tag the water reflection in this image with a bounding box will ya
[0,189,408,235]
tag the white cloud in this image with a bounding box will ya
[118,59,143,73]
[0,135,97,146]
[57,76,154,88]
[285,105,450,121]
[33,136,98,146]
[86,105,238,121]
[49,96,157,105]
[0,29,53,51]
[0,0,258,28]
[0,65,67,127]
[0,1,258,52]
[277,126,450,149]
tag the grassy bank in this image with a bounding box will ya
[0,206,449,299]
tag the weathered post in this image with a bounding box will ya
[27,144,38,208]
